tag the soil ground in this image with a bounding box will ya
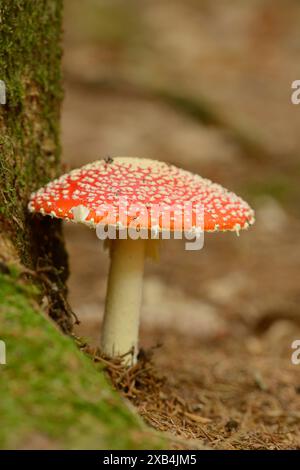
[62,0,300,449]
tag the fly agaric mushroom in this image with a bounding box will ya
[28,157,255,364]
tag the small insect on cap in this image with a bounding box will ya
[28,157,255,234]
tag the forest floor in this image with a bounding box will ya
[82,329,300,450]
[62,0,300,450]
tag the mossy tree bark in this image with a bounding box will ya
[0,0,72,331]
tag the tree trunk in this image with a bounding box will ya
[0,0,72,332]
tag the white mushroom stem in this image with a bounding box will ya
[101,237,146,365]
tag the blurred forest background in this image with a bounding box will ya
[62,0,300,448]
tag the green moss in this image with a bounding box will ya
[0,1,73,330]
[0,272,164,449]
[0,0,63,263]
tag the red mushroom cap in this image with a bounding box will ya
[28,157,255,233]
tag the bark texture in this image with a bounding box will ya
[0,0,72,331]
